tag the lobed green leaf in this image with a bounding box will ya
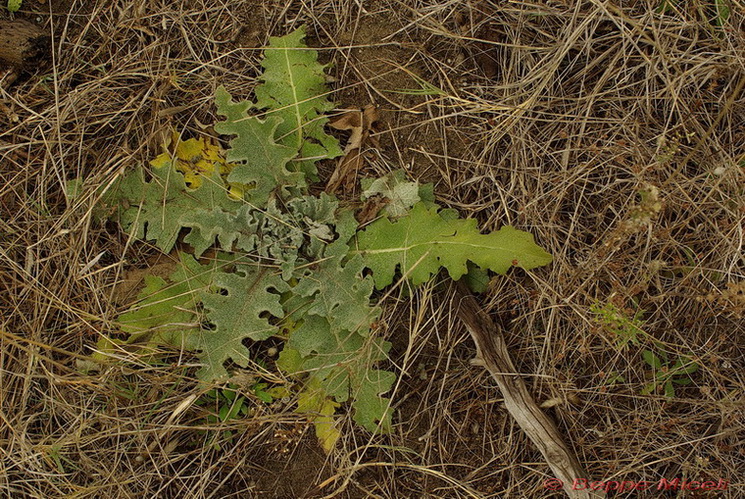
[214,87,301,204]
[254,27,342,177]
[102,165,239,254]
[357,202,553,289]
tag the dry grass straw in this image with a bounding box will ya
[1,0,743,497]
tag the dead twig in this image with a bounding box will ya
[454,280,603,499]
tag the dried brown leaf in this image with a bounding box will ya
[326,105,379,194]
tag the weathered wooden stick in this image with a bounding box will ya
[454,281,604,499]
[0,19,49,70]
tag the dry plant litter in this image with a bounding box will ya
[1,0,744,497]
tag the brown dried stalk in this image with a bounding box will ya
[455,280,604,499]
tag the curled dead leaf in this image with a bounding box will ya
[325,105,379,194]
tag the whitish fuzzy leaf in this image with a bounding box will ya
[277,326,394,433]
[254,27,342,177]
[198,266,288,380]
[361,170,421,218]
[181,204,260,258]
[117,254,289,381]
[278,327,361,401]
[214,87,301,204]
[357,202,553,288]
[285,193,341,256]
[324,209,360,258]
[181,203,303,279]
[292,254,379,336]
[285,314,333,357]
[352,369,396,431]
[104,164,240,253]
[181,194,343,278]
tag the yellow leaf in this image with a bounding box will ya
[265,386,291,399]
[182,171,204,189]
[228,184,244,200]
[149,152,172,170]
[152,131,240,192]
[297,383,341,453]
[7,0,22,13]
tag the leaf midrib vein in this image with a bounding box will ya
[360,241,519,254]
[283,45,304,145]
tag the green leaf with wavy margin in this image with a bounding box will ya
[277,323,394,432]
[291,253,379,336]
[116,253,287,381]
[198,265,288,380]
[214,87,300,205]
[357,202,553,288]
[118,252,222,347]
[103,165,239,253]
[254,26,342,178]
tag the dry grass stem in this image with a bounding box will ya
[1,0,743,497]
